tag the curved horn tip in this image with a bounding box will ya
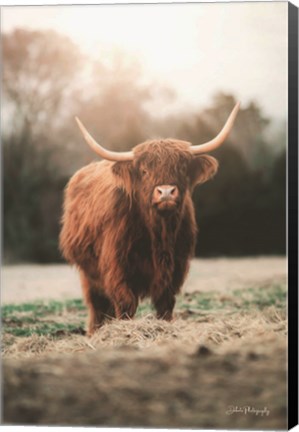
[231,101,241,119]
[74,116,134,162]
[190,101,241,155]
[233,101,241,114]
[75,116,83,128]
[75,117,91,140]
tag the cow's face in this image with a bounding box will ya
[134,141,192,216]
[113,140,218,218]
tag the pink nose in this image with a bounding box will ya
[153,185,179,202]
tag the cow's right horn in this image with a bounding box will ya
[191,102,240,155]
[75,117,134,162]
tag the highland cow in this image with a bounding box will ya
[60,103,240,335]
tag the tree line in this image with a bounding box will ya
[2,29,286,262]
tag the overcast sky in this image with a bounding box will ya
[2,2,287,120]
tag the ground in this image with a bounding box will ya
[2,257,287,429]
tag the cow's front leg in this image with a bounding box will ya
[80,271,115,336]
[153,290,176,321]
[110,284,138,319]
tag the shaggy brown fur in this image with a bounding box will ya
[60,139,218,335]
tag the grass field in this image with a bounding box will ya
[2,270,287,429]
[2,283,285,341]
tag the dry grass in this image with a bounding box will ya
[2,269,287,429]
[3,306,286,359]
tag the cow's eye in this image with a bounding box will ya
[142,169,148,176]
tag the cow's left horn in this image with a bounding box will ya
[191,102,240,155]
[75,117,134,162]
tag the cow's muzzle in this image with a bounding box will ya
[152,185,179,212]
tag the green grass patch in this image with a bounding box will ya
[180,283,286,313]
[2,298,87,338]
[1,283,286,339]
[2,298,86,319]
[4,323,85,337]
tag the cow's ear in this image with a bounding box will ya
[189,155,219,188]
[112,161,134,191]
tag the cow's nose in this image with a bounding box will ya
[154,185,179,201]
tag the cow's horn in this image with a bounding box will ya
[75,117,134,162]
[191,102,240,155]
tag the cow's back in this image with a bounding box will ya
[59,160,116,266]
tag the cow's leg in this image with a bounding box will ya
[80,272,115,336]
[110,285,138,320]
[153,256,190,321]
[153,290,176,321]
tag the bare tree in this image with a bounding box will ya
[2,29,83,262]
